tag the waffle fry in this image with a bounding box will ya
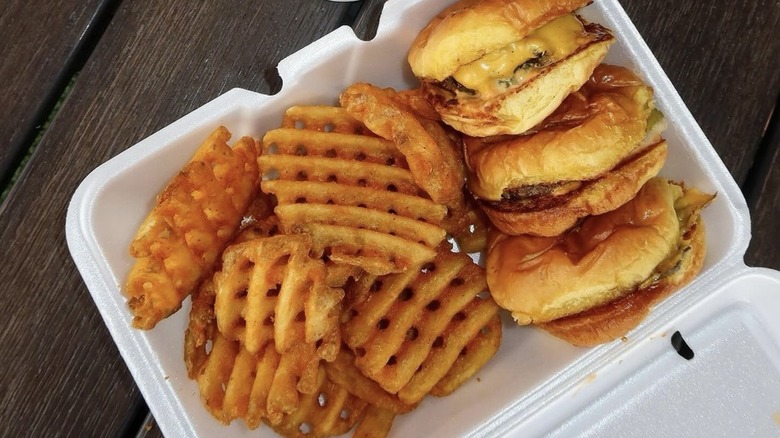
[282,105,374,136]
[266,368,368,438]
[213,235,342,362]
[194,333,320,427]
[324,348,415,414]
[343,246,501,405]
[259,107,449,275]
[353,405,396,438]
[431,312,502,397]
[126,126,259,329]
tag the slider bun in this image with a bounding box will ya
[538,188,711,346]
[481,140,668,236]
[465,64,655,201]
[409,0,592,81]
[486,178,684,325]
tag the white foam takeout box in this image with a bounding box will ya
[66,0,780,436]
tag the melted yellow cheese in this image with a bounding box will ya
[452,14,586,98]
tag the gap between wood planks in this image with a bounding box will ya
[0,0,123,209]
[742,92,780,210]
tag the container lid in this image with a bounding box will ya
[501,268,780,437]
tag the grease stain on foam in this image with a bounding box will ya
[571,373,598,398]
[774,411,780,426]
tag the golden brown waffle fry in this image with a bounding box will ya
[126,126,259,329]
[213,235,342,362]
[265,128,407,168]
[262,180,445,223]
[343,246,501,404]
[193,333,321,428]
[282,105,375,136]
[353,405,396,438]
[430,313,502,397]
[259,107,449,275]
[195,330,239,424]
[266,368,368,438]
[324,348,415,414]
[340,82,464,206]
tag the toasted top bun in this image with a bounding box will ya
[408,0,592,81]
[486,178,688,325]
[465,64,654,201]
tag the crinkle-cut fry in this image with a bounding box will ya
[158,162,235,263]
[342,248,501,403]
[263,128,406,168]
[191,127,260,212]
[262,180,446,224]
[125,126,259,329]
[282,105,375,136]
[353,405,396,438]
[276,203,446,248]
[431,313,502,397]
[266,368,368,438]
[259,155,422,197]
[126,255,194,328]
[324,348,415,414]
[285,223,437,276]
[340,82,463,205]
[214,235,342,362]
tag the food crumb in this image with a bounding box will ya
[145,423,153,431]
[476,377,481,382]
[164,375,169,380]
[621,336,628,343]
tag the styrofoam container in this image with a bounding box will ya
[65,0,780,436]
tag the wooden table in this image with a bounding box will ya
[1,0,778,436]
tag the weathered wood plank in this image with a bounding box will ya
[619,0,780,185]
[0,0,110,192]
[745,105,780,270]
[0,1,353,436]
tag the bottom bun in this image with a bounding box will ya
[481,140,667,237]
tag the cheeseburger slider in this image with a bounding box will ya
[408,0,615,136]
[485,178,715,346]
[465,64,668,237]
